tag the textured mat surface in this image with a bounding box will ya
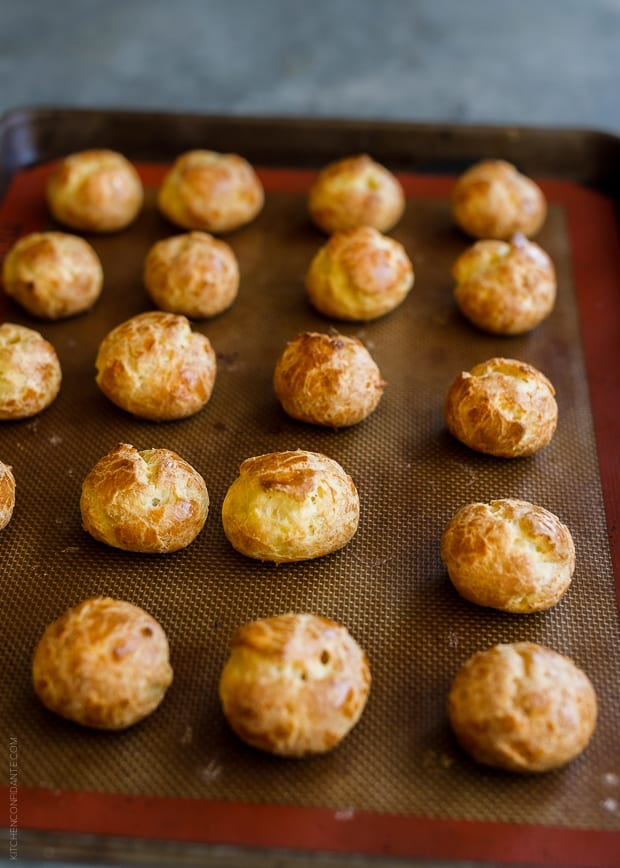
[1,164,619,832]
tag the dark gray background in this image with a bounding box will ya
[1,0,619,133]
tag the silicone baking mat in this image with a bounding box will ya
[0,112,619,867]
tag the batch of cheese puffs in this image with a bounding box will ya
[0,147,597,772]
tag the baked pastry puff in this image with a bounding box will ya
[452,234,556,335]
[441,499,575,612]
[2,231,103,320]
[95,311,216,421]
[308,154,405,234]
[158,150,264,233]
[144,231,239,318]
[221,450,359,563]
[32,597,173,729]
[80,443,209,553]
[444,357,557,457]
[448,642,597,772]
[0,323,62,420]
[273,331,385,427]
[219,612,371,756]
[0,461,16,530]
[452,159,546,240]
[305,226,414,321]
[46,149,143,232]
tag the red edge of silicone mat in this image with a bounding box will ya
[1,163,619,867]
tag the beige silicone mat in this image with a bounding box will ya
[1,167,619,832]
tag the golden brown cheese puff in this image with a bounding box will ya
[81,443,209,553]
[2,231,103,320]
[222,450,359,563]
[0,323,62,420]
[444,357,557,458]
[158,150,264,233]
[308,154,405,234]
[219,612,371,757]
[452,159,546,240]
[448,642,597,772]
[144,231,239,318]
[0,461,16,530]
[441,499,575,613]
[46,149,143,232]
[273,331,385,427]
[306,226,414,322]
[452,234,556,335]
[95,311,216,421]
[32,597,173,729]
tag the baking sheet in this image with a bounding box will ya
[0,110,619,867]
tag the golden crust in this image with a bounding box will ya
[452,159,546,240]
[46,149,143,232]
[0,461,16,530]
[144,231,239,318]
[221,450,360,563]
[273,331,385,427]
[441,499,575,612]
[305,226,414,322]
[2,231,103,320]
[80,443,209,553]
[219,612,371,756]
[452,234,556,335]
[95,311,217,421]
[308,154,405,234]
[444,357,557,457]
[158,150,264,233]
[448,642,597,772]
[0,323,62,420]
[32,597,173,730]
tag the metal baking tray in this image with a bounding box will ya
[0,108,619,868]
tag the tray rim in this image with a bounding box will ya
[2,105,620,199]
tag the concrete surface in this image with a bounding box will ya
[1,2,618,866]
[1,0,619,133]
